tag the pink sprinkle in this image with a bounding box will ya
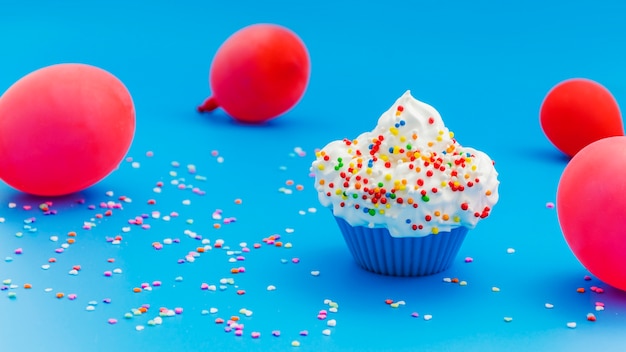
[411,312,419,318]
[152,281,162,287]
[68,293,77,300]
[292,258,300,264]
[464,257,473,263]
[242,247,250,253]
[55,248,64,253]
[146,151,154,157]
[174,307,183,314]
[251,332,261,338]
[238,267,246,273]
[299,330,308,336]
[545,202,555,209]
[272,330,281,337]
[595,288,605,294]
[108,318,117,325]
[23,205,32,210]
[103,271,112,277]
[595,302,605,307]
[319,310,328,315]
[584,275,592,281]
[211,150,219,157]
[14,248,23,255]
[317,314,327,320]
[234,330,243,336]
[201,283,209,290]
[236,256,245,261]
[141,224,151,230]
[170,212,179,217]
[141,282,150,289]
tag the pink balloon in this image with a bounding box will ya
[557,136,626,291]
[0,63,135,196]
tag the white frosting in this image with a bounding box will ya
[311,90,499,237]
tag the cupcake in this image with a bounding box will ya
[311,91,499,276]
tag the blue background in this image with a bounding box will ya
[1,1,626,351]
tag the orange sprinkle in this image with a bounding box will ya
[384,299,393,305]
[231,268,240,274]
[133,287,141,293]
[486,190,492,196]
[138,307,148,313]
[230,316,240,321]
[296,185,304,191]
[275,242,283,247]
[68,232,77,237]
[234,198,242,204]
[56,292,64,299]
[197,247,205,253]
[23,283,32,289]
[286,180,294,186]
[95,214,103,219]
[451,278,459,283]
[67,238,75,244]
[213,223,221,229]
[577,288,585,293]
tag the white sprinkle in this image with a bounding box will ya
[311,271,320,276]
[113,268,123,274]
[209,307,218,314]
[163,238,173,245]
[105,191,114,197]
[322,329,331,336]
[86,306,96,311]
[135,325,145,331]
[49,236,58,242]
[41,264,50,270]
[267,285,276,291]
[68,269,79,275]
[442,277,452,283]
[507,248,515,254]
[131,162,140,168]
[153,317,163,325]
[492,287,501,292]
[182,199,191,206]
[423,314,433,321]
[308,207,317,213]
[567,322,577,329]
[504,317,513,322]
[327,319,337,327]
[285,228,295,234]
[545,303,554,309]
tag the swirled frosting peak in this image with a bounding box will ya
[312,90,499,237]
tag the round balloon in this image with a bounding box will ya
[557,136,626,291]
[198,23,310,123]
[540,78,623,157]
[0,63,135,196]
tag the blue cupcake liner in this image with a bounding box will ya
[334,216,468,276]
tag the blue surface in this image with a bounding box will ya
[2,1,626,351]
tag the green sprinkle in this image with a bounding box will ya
[422,195,430,202]
[406,144,412,150]
[378,182,384,187]
[368,209,376,216]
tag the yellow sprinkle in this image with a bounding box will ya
[315,151,322,157]
[385,204,391,209]
[471,165,477,171]
[317,164,325,170]
[400,136,406,142]
[453,216,460,222]
[291,340,301,347]
[440,181,447,187]
[366,168,373,175]
[438,130,444,135]
[380,154,389,161]
[379,209,385,214]
[436,136,442,141]
[431,227,439,234]
[335,189,342,195]
[347,148,352,154]
[449,131,455,138]
[390,302,400,308]
[492,287,500,292]
[389,127,399,136]
[385,174,392,181]
[465,157,472,163]
[460,281,467,286]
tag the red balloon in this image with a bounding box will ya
[198,23,310,123]
[0,63,135,196]
[557,136,626,291]
[540,78,623,157]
